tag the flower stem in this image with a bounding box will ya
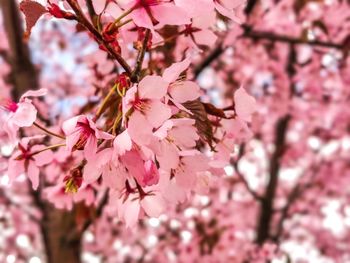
[131,29,151,82]
[116,18,132,29]
[17,143,66,160]
[112,111,123,135]
[33,122,66,140]
[113,7,135,26]
[95,83,119,120]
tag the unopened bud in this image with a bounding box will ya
[48,3,75,20]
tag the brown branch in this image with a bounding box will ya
[1,0,38,100]
[85,0,99,28]
[131,29,151,82]
[243,26,345,50]
[66,0,132,76]
[273,163,322,241]
[2,2,83,262]
[273,183,302,242]
[245,0,259,15]
[193,26,345,79]
[0,48,10,63]
[194,42,224,78]
[67,189,109,242]
[255,114,291,245]
[231,144,263,201]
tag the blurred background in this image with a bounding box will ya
[1,0,350,262]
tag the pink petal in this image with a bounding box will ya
[7,156,25,182]
[163,58,191,83]
[121,150,146,186]
[157,141,179,170]
[27,161,40,190]
[146,101,171,128]
[174,0,214,17]
[114,130,132,156]
[83,160,101,183]
[194,29,217,46]
[131,8,154,29]
[141,193,165,217]
[176,166,197,189]
[124,199,141,228]
[102,163,127,190]
[182,154,209,172]
[169,120,199,148]
[92,0,106,14]
[234,87,257,122]
[127,111,153,146]
[105,2,123,17]
[62,116,80,135]
[151,4,190,26]
[21,88,47,99]
[169,81,201,103]
[143,160,159,186]
[33,148,54,166]
[84,135,97,160]
[65,130,81,151]
[11,101,37,127]
[138,75,168,100]
[95,129,114,140]
[154,120,173,140]
[3,119,19,143]
[167,96,193,115]
[214,2,242,24]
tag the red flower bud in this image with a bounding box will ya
[47,3,75,20]
[116,73,131,89]
[102,22,119,43]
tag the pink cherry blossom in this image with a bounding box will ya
[123,75,172,145]
[234,87,257,122]
[1,88,47,142]
[62,115,113,160]
[3,0,348,261]
[8,138,53,190]
[121,0,191,29]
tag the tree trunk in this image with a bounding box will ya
[255,115,290,244]
[41,203,82,263]
[1,1,82,262]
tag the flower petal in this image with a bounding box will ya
[151,4,190,26]
[163,58,191,83]
[27,161,40,190]
[114,130,132,156]
[169,81,201,103]
[146,101,171,128]
[11,101,37,127]
[234,87,257,122]
[138,75,168,100]
[21,88,47,99]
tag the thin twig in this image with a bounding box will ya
[85,0,99,28]
[231,144,263,201]
[66,0,132,75]
[33,122,66,140]
[242,26,345,49]
[131,29,151,82]
[194,42,224,79]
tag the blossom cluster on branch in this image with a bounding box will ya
[1,0,350,262]
[1,0,255,227]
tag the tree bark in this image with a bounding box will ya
[41,203,82,263]
[1,0,38,100]
[255,115,290,245]
[1,1,82,262]
[255,45,296,245]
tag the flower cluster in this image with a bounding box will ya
[1,0,254,227]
